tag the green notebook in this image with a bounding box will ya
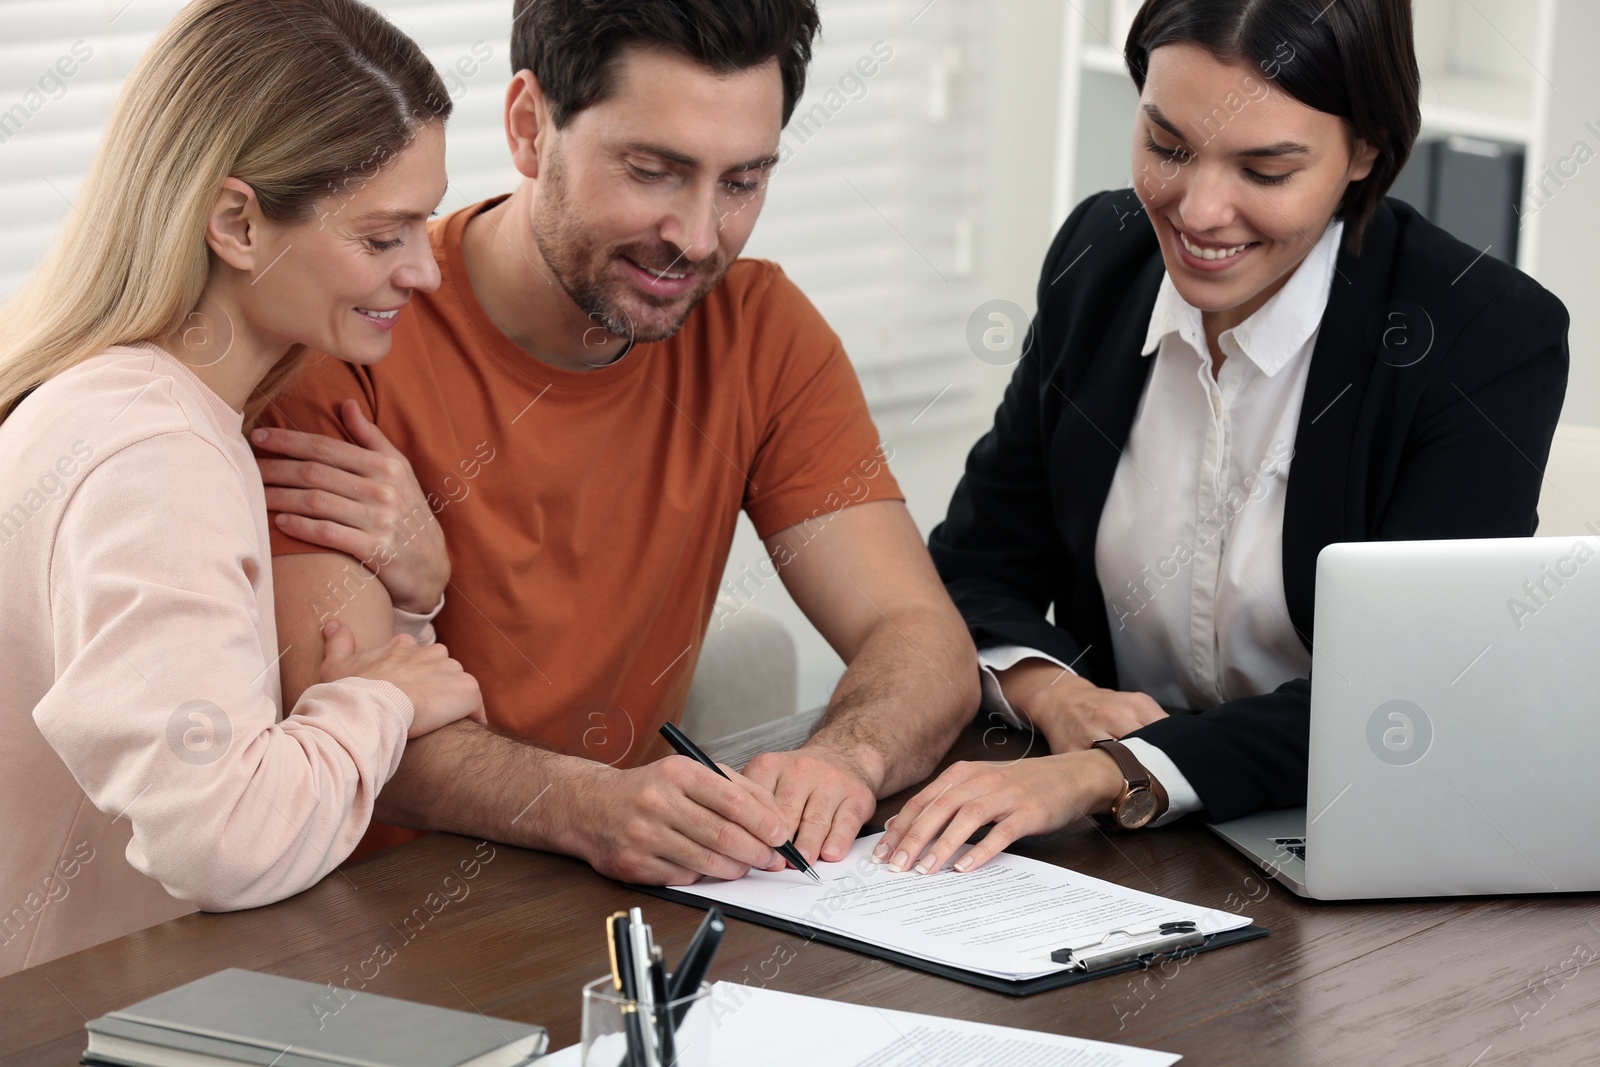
[83,969,546,1067]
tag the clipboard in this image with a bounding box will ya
[629,882,1268,997]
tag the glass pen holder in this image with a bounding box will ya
[581,975,712,1067]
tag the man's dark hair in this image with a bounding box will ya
[511,0,822,128]
[1125,0,1421,252]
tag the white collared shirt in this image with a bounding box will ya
[979,220,1343,822]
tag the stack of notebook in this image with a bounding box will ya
[81,969,546,1067]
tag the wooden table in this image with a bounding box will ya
[3,720,1598,1066]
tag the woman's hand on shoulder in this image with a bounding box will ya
[253,399,448,615]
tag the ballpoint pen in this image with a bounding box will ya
[667,907,725,1030]
[609,912,649,1067]
[1049,920,1205,972]
[658,722,822,883]
[648,944,675,1067]
[620,908,652,1067]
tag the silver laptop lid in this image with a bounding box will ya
[1306,536,1600,899]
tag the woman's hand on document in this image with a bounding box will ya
[998,661,1168,753]
[253,399,449,615]
[870,749,1124,875]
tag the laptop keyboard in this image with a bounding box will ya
[1272,837,1307,861]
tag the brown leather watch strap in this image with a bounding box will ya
[1091,738,1171,823]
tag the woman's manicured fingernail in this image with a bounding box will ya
[954,855,973,872]
[890,850,910,872]
[914,857,935,875]
[871,842,889,861]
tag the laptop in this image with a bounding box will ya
[1209,536,1600,899]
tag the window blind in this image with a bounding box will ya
[0,0,989,416]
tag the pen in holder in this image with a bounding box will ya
[592,908,720,1067]
[581,977,711,1067]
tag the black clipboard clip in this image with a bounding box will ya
[1050,920,1205,973]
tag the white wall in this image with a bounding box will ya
[1531,2,1600,426]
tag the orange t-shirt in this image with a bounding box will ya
[260,197,901,857]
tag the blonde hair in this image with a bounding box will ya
[0,0,451,427]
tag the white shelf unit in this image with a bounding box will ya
[1049,0,1600,424]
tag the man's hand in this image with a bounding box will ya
[252,399,448,614]
[870,748,1124,875]
[742,745,878,866]
[759,500,978,820]
[999,660,1168,753]
[563,756,795,886]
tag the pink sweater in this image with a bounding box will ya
[0,344,416,976]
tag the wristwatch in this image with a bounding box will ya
[1092,738,1170,831]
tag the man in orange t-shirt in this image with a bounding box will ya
[250,0,978,885]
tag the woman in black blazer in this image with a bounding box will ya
[872,0,1568,877]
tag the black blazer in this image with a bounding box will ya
[930,191,1569,822]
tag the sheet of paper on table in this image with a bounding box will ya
[542,981,1181,1066]
[669,831,1250,981]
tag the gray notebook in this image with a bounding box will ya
[83,969,546,1067]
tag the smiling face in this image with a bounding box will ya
[242,120,449,365]
[1132,43,1377,329]
[529,44,783,344]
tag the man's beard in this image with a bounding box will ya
[531,150,730,345]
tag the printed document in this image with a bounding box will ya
[670,832,1251,981]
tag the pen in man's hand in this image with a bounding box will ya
[658,722,822,883]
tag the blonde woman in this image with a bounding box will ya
[0,0,485,976]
